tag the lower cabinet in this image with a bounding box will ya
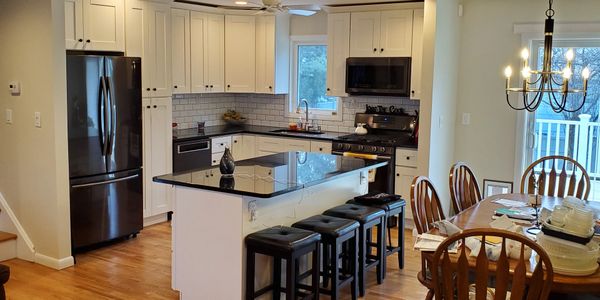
[395,164,418,220]
[143,97,173,219]
[311,141,333,154]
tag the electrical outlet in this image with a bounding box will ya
[5,109,12,124]
[34,112,41,128]
[462,113,471,125]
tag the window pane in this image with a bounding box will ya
[297,45,337,110]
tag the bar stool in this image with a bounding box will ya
[245,226,321,300]
[347,198,406,275]
[293,215,360,300]
[323,204,386,297]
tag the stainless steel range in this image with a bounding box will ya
[332,113,417,194]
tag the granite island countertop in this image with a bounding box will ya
[153,151,387,198]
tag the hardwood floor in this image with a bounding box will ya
[3,222,428,299]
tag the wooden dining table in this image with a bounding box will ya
[431,193,600,294]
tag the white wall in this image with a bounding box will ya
[454,0,600,191]
[417,0,461,214]
[290,11,327,36]
[0,0,72,268]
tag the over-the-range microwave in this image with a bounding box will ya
[345,57,412,97]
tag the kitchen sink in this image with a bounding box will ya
[270,129,324,135]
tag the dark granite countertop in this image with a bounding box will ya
[173,125,346,142]
[153,152,388,198]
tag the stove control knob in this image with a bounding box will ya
[343,144,352,151]
[336,144,344,150]
[370,146,378,152]
[357,145,364,151]
[378,147,386,153]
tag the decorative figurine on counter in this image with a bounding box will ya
[219,176,235,190]
[219,146,235,176]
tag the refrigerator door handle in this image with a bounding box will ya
[105,77,117,156]
[100,77,110,156]
[71,174,140,189]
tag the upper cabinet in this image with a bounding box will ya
[190,12,225,93]
[65,0,125,52]
[126,0,171,98]
[350,10,413,57]
[171,9,191,94]
[326,13,350,98]
[225,15,256,93]
[410,9,424,100]
[255,15,290,95]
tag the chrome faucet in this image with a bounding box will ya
[300,99,309,131]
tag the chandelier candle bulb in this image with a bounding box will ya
[504,66,512,91]
[582,67,591,80]
[565,48,574,62]
[521,48,530,61]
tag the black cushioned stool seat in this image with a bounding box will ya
[293,215,360,300]
[347,198,406,275]
[245,226,321,300]
[323,204,386,297]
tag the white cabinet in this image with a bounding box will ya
[410,9,424,100]
[394,148,418,220]
[171,9,191,94]
[143,97,173,218]
[310,141,332,154]
[65,0,124,51]
[326,13,350,97]
[255,15,290,94]
[225,15,256,93]
[232,135,257,161]
[125,1,171,98]
[349,10,413,57]
[190,12,225,93]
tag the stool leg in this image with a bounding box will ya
[351,229,359,300]
[245,249,256,300]
[376,220,384,285]
[331,240,340,300]
[322,243,330,288]
[312,243,320,300]
[358,225,366,297]
[382,217,387,279]
[273,257,281,300]
[399,210,405,269]
[286,257,296,300]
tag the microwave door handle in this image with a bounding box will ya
[100,77,109,156]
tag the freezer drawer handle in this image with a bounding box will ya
[72,174,140,189]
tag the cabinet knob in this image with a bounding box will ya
[146,88,151,91]
[326,88,331,91]
[234,140,238,143]
[373,48,377,52]
[153,105,157,108]
[319,147,323,151]
[213,160,216,164]
[152,88,157,91]
[227,84,231,88]
[205,85,209,88]
[210,85,214,88]
[146,105,151,109]
[268,171,272,175]
[78,38,83,42]
[380,48,384,52]
[220,143,224,146]
[174,85,178,89]
[86,39,91,43]
[406,156,410,160]
[268,86,272,89]
[411,90,415,94]
[396,173,400,177]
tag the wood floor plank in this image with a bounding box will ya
[3,222,428,299]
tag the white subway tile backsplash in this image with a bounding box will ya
[172,93,419,131]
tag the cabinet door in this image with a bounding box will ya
[171,9,191,94]
[231,135,243,160]
[326,13,350,97]
[395,166,417,220]
[65,0,84,49]
[310,141,332,154]
[83,0,124,51]
[146,3,172,98]
[350,11,380,57]
[255,16,275,94]
[142,98,152,217]
[125,0,150,97]
[205,14,225,93]
[190,11,207,93]
[410,9,424,100]
[149,97,173,215]
[225,15,256,93]
[242,135,257,159]
[380,10,413,57]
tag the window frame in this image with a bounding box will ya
[286,35,342,121]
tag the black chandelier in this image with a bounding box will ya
[504,0,590,113]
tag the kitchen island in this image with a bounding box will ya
[154,152,387,299]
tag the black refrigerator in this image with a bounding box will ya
[67,54,143,251]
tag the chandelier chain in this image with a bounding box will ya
[546,0,555,18]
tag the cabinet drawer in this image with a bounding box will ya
[257,136,285,152]
[311,141,332,153]
[395,148,418,167]
[211,152,223,166]
[212,136,232,153]
[286,139,311,152]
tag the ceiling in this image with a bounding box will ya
[181,0,419,8]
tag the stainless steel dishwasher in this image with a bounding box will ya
[173,139,212,172]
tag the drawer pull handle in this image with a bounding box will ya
[396,173,399,176]
[406,156,410,160]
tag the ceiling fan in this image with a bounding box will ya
[218,0,320,16]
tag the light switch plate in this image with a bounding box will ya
[8,81,20,95]
[34,112,41,128]
[5,109,12,124]
[462,113,471,125]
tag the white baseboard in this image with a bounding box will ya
[0,192,35,261]
[34,252,74,270]
[144,213,169,227]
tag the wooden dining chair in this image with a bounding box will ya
[410,176,446,300]
[431,228,554,300]
[449,162,482,215]
[521,155,591,200]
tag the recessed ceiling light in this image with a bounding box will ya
[235,1,248,4]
